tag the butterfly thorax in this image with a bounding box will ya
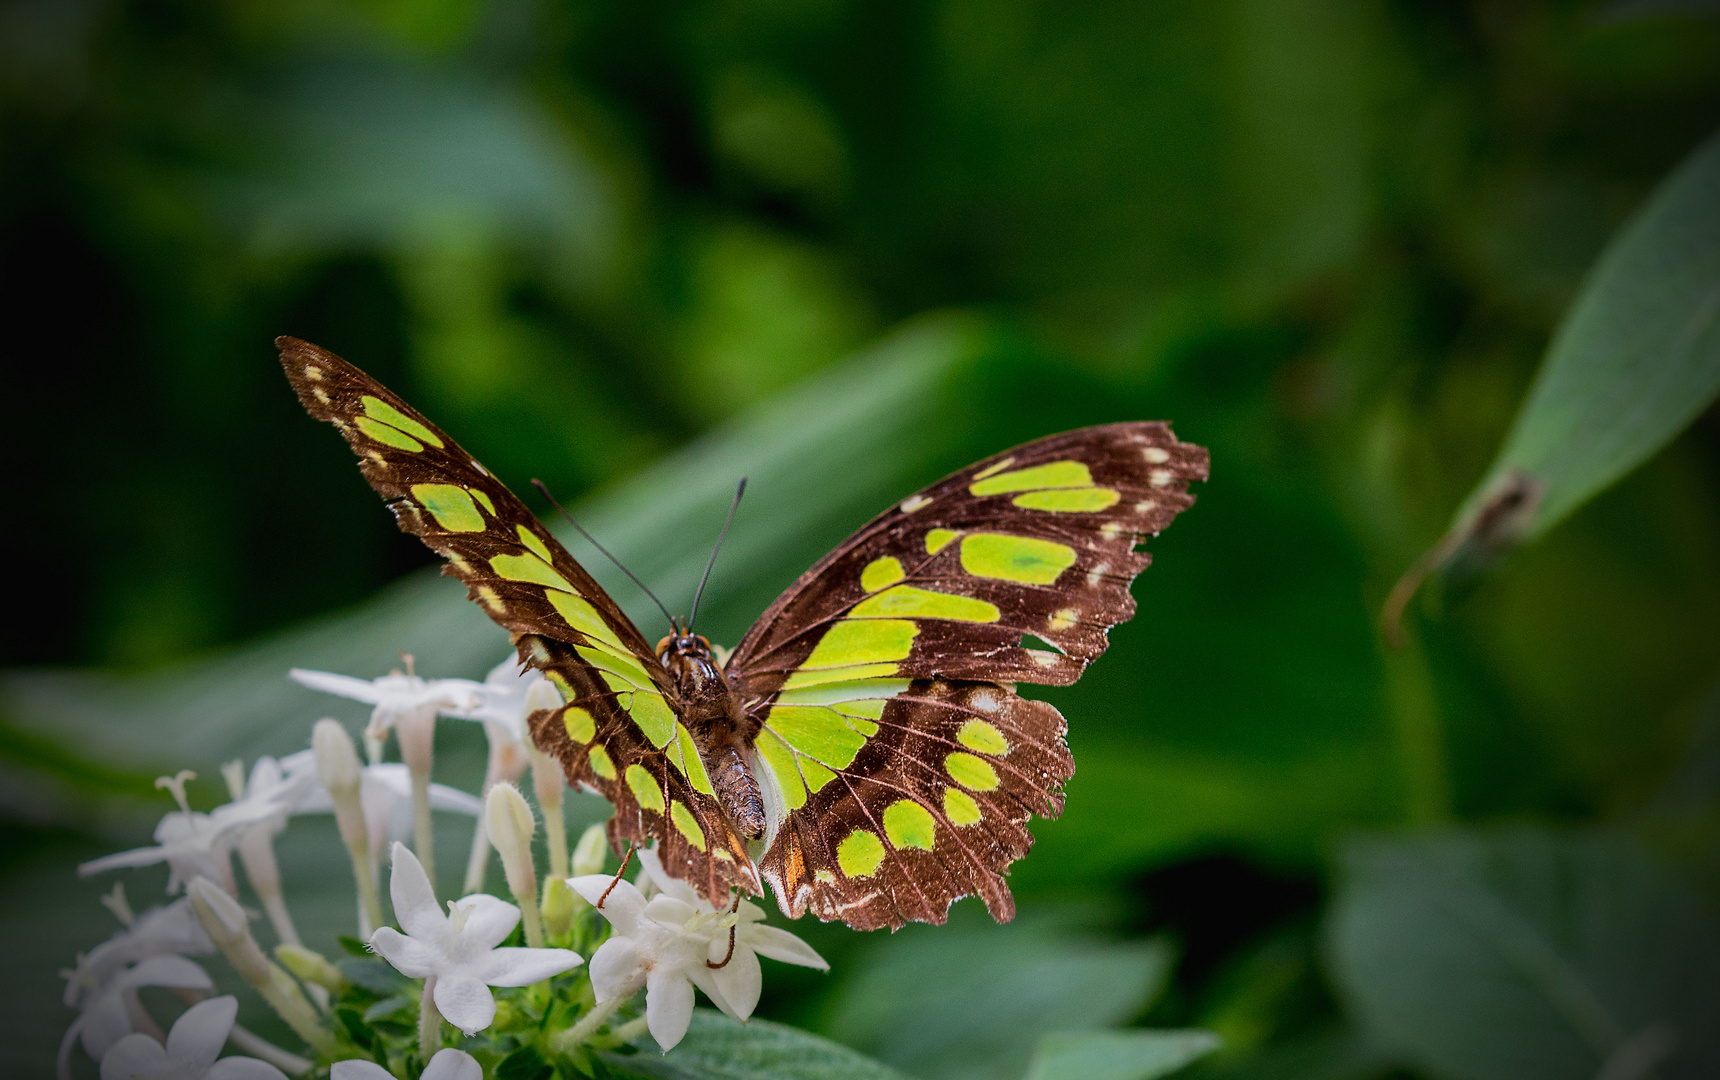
[657,632,768,842]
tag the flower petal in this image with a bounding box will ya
[709,944,762,1020]
[98,1033,167,1080]
[79,847,172,876]
[165,996,237,1071]
[587,937,645,1002]
[113,955,216,995]
[432,974,497,1036]
[331,1060,396,1080]
[207,1057,289,1080]
[644,967,695,1052]
[742,924,830,969]
[368,928,442,979]
[685,964,741,1021]
[570,876,647,936]
[635,849,701,907]
[452,893,520,951]
[422,1049,484,1080]
[289,669,387,704]
[470,947,582,987]
[643,896,698,927]
[386,843,445,943]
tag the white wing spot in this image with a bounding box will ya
[1135,499,1158,514]
[313,388,330,404]
[1100,522,1123,540]
[971,690,1000,713]
[1087,561,1110,587]
[1027,649,1060,669]
[304,365,323,381]
[1150,469,1174,487]
[1049,608,1078,632]
[1142,446,1170,464]
[901,494,933,513]
[472,460,491,477]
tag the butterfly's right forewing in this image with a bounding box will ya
[277,337,759,900]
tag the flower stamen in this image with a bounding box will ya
[155,770,197,815]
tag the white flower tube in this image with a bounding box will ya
[485,783,543,948]
[186,879,332,1056]
[312,720,383,935]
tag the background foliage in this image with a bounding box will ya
[3,1,1719,1078]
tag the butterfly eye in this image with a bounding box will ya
[654,635,674,657]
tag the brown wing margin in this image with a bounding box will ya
[275,336,662,671]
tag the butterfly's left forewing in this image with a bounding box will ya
[277,338,758,901]
[728,422,1208,929]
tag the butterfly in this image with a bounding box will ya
[278,336,1207,930]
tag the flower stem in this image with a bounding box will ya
[462,802,491,895]
[228,1023,315,1076]
[347,841,384,937]
[552,994,627,1053]
[419,974,443,1059]
[410,766,437,888]
[519,893,546,949]
[610,1016,649,1043]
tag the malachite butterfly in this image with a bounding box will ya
[278,337,1208,930]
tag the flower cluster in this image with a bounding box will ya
[61,652,826,1079]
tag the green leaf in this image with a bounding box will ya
[1023,1030,1220,1080]
[824,907,1173,1080]
[1326,828,1720,1080]
[339,958,408,996]
[598,1010,908,1080]
[1454,128,1720,543]
[497,1045,553,1080]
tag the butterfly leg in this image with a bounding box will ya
[598,844,636,909]
[706,893,743,969]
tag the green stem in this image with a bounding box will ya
[551,994,627,1053]
[411,767,437,890]
[419,975,444,1059]
[1383,624,1452,825]
[610,1016,650,1044]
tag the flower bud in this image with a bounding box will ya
[189,877,333,1054]
[276,944,345,992]
[312,719,362,798]
[540,876,574,938]
[572,823,609,877]
[313,718,384,934]
[486,782,537,901]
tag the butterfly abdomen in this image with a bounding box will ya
[708,741,767,842]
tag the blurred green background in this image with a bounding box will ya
[3,1,1719,1079]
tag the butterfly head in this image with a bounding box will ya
[655,630,715,664]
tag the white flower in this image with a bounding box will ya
[332,1048,480,1080]
[294,762,482,854]
[63,899,213,1010]
[78,773,277,895]
[60,956,214,1077]
[570,851,826,1051]
[369,843,581,1035]
[289,667,485,770]
[98,996,285,1080]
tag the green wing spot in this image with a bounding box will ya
[624,764,665,814]
[623,690,676,749]
[551,594,628,652]
[957,719,1010,756]
[670,801,707,851]
[860,557,906,592]
[588,745,616,780]
[850,585,1000,623]
[355,416,423,452]
[969,460,1091,495]
[469,488,496,516]
[676,723,716,797]
[945,751,1000,791]
[925,529,960,554]
[411,484,485,532]
[491,552,574,591]
[562,706,596,744]
[882,799,936,851]
[515,525,554,564]
[1013,487,1120,512]
[754,728,807,810]
[960,534,1077,585]
[800,757,839,793]
[547,672,576,702]
[836,829,886,878]
[574,643,655,691]
[361,396,444,448]
[766,705,870,770]
[943,787,982,826]
[800,619,918,670]
[775,678,910,707]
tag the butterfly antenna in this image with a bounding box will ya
[689,478,747,633]
[531,479,676,629]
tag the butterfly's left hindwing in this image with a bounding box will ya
[730,422,1207,929]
